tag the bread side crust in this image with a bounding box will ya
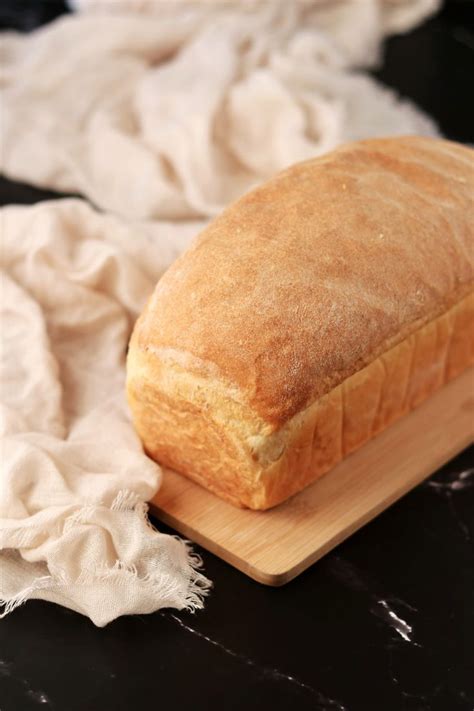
[127,291,474,510]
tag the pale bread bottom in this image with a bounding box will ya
[127,293,474,510]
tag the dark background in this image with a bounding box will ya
[0,2,473,710]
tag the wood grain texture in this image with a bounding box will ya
[151,368,474,585]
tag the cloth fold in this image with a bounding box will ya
[0,0,439,221]
[0,200,208,626]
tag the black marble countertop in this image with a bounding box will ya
[1,3,473,710]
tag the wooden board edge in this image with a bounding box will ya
[151,432,473,586]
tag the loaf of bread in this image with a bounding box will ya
[127,136,474,510]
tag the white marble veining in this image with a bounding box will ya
[376,600,414,643]
[328,558,421,648]
[427,467,473,491]
[165,613,347,710]
[0,658,51,707]
[426,468,473,542]
[27,690,50,704]
[389,597,417,614]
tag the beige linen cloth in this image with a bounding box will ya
[0,0,439,222]
[0,199,208,626]
[0,0,441,625]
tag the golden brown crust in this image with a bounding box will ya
[134,136,473,427]
[126,136,474,509]
[127,294,474,509]
[256,293,474,509]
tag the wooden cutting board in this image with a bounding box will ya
[151,368,474,586]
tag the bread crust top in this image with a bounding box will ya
[134,136,474,427]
